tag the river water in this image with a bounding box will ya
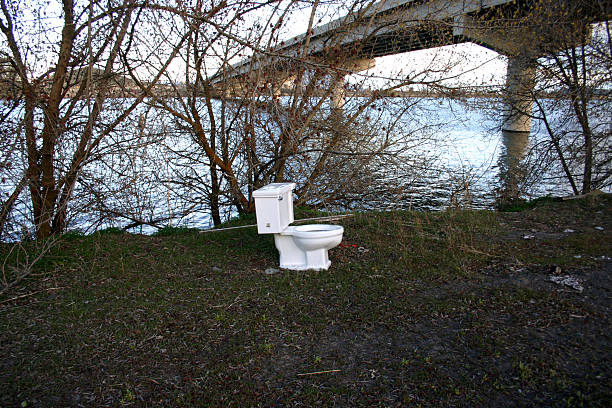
[166,97,582,231]
[1,97,604,239]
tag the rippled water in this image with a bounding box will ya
[1,96,603,239]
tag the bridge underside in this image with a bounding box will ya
[216,0,610,133]
[310,22,459,60]
[220,0,611,77]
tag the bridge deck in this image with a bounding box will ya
[217,0,516,80]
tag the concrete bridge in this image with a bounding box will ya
[216,0,608,134]
[214,0,610,202]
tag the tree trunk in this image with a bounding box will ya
[35,0,75,238]
[209,165,222,226]
[52,6,132,234]
[581,125,593,194]
[0,174,27,239]
[24,93,43,236]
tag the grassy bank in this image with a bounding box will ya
[1,195,611,406]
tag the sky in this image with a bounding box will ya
[350,45,508,90]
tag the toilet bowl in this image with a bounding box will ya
[253,182,344,271]
[274,224,344,271]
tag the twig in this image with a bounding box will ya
[459,245,500,258]
[199,223,257,233]
[139,334,160,347]
[297,369,341,376]
[211,295,242,309]
[199,214,354,234]
[0,235,62,296]
[0,287,67,304]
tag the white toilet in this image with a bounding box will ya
[253,183,344,271]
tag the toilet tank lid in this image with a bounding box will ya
[253,183,296,198]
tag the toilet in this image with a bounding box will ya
[253,183,344,271]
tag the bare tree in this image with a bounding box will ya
[147,0,473,226]
[529,1,612,195]
[1,0,548,239]
[494,0,611,198]
[0,0,187,239]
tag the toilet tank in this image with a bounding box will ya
[253,183,296,234]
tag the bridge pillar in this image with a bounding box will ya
[498,129,530,205]
[454,14,537,133]
[502,56,536,133]
[498,56,535,203]
[328,58,375,115]
[330,74,346,113]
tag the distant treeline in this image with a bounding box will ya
[2,66,609,101]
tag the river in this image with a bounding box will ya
[1,96,606,239]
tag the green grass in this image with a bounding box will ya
[1,195,611,406]
[500,195,562,212]
[153,225,201,236]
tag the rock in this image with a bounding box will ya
[264,268,280,275]
[212,266,222,273]
[549,275,584,292]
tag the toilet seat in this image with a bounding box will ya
[281,224,344,238]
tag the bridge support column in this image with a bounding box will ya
[453,14,536,133]
[330,75,346,114]
[498,129,529,206]
[502,56,536,133]
[498,56,535,204]
[328,58,375,116]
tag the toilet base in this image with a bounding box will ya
[280,257,331,271]
[274,234,333,271]
[280,259,331,271]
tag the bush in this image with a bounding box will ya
[500,196,562,212]
[97,227,125,235]
[153,226,199,236]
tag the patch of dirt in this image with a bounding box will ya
[331,241,374,264]
[254,261,611,406]
[498,195,612,239]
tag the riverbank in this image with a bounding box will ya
[1,195,610,406]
